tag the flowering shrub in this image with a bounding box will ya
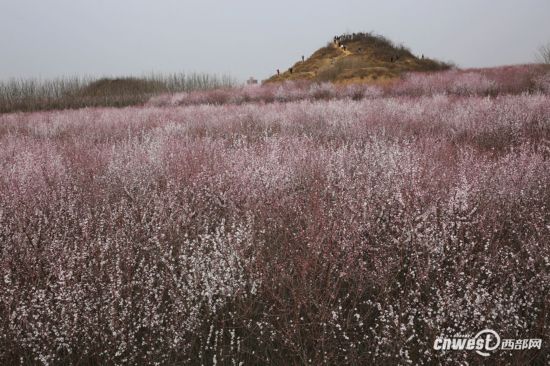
[1,91,549,365]
[392,70,498,96]
[147,65,548,108]
[392,65,550,97]
[534,71,550,94]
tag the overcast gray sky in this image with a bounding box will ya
[1,0,550,82]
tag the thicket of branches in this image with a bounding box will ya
[0,73,235,114]
[536,43,550,64]
[1,79,549,365]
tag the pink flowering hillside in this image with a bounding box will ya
[0,65,549,365]
[149,64,549,108]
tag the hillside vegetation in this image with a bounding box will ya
[266,32,452,83]
[0,73,235,114]
[150,65,550,107]
[1,64,549,365]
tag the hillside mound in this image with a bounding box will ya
[80,77,165,97]
[266,32,452,83]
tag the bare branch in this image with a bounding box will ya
[536,43,550,64]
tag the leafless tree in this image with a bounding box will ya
[536,43,550,64]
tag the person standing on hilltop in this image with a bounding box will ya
[302,55,305,62]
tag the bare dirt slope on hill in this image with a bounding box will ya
[266,32,451,84]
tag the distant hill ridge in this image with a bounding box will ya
[266,32,452,83]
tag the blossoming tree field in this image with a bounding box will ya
[0,65,549,365]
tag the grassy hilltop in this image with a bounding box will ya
[266,32,452,83]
